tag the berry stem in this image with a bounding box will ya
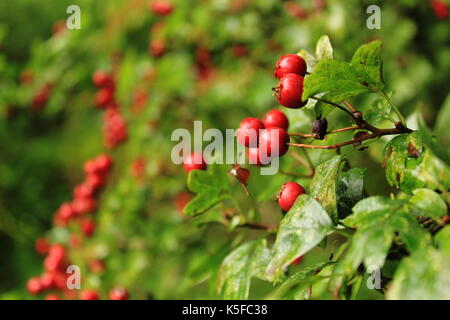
[288,126,360,138]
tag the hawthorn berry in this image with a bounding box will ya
[92,70,114,88]
[26,277,43,295]
[35,237,50,255]
[95,87,114,108]
[81,219,96,237]
[247,147,267,166]
[183,152,207,173]
[237,117,265,147]
[109,287,129,300]
[45,294,61,300]
[150,0,174,16]
[274,54,307,79]
[277,182,306,211]
[80,289,100,300]
[259,127,290,157]
[71,196,96,215]
[274,73,306,109]
[104,107,128,149]
[432,0,449,19]
[149,38,165,58]
[262,109,289,131]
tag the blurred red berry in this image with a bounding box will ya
[109,287,129,300]
[26,277,42,295]
[150,0,174,16]
[80,289,100,300]
[35,237,50,255]
[183,152,207,173]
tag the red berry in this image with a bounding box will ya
[236,117,265,147]
[35,237,50,255]
[80,289,99,300]
[95,88,114,108]
[89,259,105,273]
[95,154,113,173]
[49,244,66,260]
[274,54,307,78]
[85,173,104,190]
[277,182,306,211]
[432,0,449,19]
[149,39,165,58]
[92,71,114,88]
[262,109,289,131]
[45,294,61,300]
[247,147,270,166]
[40,272,56,290]
[183,152,207,173]
[109,287,129,300]
[56,203,75,222]
[150,0,174,16]
[274,73,306,109]
[74,183,95,199]
[71,197,96,215]
[259,128,290,157]
[26,277,42,295]
[81,219,96,237]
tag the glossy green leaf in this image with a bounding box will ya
[336,168,366,219]
[310,155,344,223]
[217,239,270,300]
[266,195,333,282]
[387,248,450,300]
[303,40,384,117]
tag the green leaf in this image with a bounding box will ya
[315,35,333,60]
[303,40,384,117]
[383,132,449,194]
[336,168,366,219]
[184,164,230,216]
[335,196,432,289]
[408,188,447,222]
[267,261,332,299]
[217,239,270,300]
[387,248,450,300]
[350,40,384,91]
[266,195,333,282]
[310,155,344,223]
[435,226,450,253]
[364,93,393,125]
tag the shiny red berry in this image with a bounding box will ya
[247,147,270,166]
[274,54,307,78]
[183,152,207,173]
[277,182,306,211]
[259,128,290,157]
[109,287,129,300]
[262,109,289,131]
[237,117,265,147]
[274,73,306,109]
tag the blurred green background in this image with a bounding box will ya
[0,0,449,299]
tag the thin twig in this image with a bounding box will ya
[343,101,356,113]
[311,96,356,120]
[289,151,314,175]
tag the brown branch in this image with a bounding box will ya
[343,101,356,113]
[288,125,412,150]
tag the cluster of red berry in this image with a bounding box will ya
[148,0,174,58]
[26,154,128,300]
[92,70,128,149]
